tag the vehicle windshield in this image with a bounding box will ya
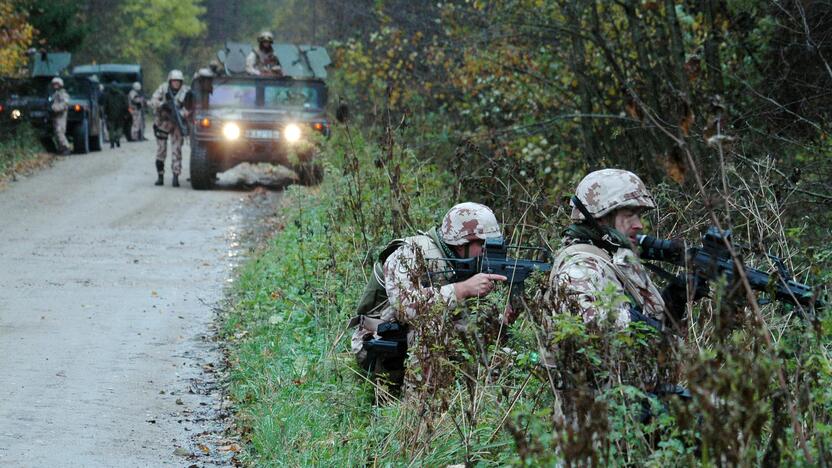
[204,79,326,110]
[264,83,323,110]
[62,78,93,97]
[210,82,257,108]
[100,72,140,84]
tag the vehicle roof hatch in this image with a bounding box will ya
[31,52,72,77]
[217,42,330,79]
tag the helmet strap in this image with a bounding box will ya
[571,195,626,250]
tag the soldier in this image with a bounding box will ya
[245,31,282,76]
[350,202,510,386]
[102,83,128,148]
[545,169,708,420]
[547,169,695,330]
[49,77,71,156]
[149,70,191,187]
[128,82,145,141]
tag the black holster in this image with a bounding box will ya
[153,124,169,140]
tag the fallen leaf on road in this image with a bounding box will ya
[173,447,191,457]
[198,444,210,454]
[218,443,241,453]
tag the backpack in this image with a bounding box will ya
[354,239,405,316]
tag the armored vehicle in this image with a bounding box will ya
[72,64,143,141]
[188,43,331,189]
[1,53,104,153]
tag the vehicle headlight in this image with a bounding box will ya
[11,109,22,120]
[222,122,241,140]
[284,123,301,143]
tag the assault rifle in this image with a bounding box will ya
[637,227,825,313]
[437,237,553,300]
[164,87,189,137]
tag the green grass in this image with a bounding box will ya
[224,128,465,465]
[224,126,832,466]
[0,124,45,180]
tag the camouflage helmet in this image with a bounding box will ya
[570,169,656,221]
[440,202,501,246]
[167,69,185,82]
[51,77,64,87]
[132,82,141,91]
[257,31,274,43]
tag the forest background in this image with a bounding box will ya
[3,0,832,464]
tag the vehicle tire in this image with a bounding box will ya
[72,118,90,154]
[294,161,324,186]
[190,141,215,190]
[90,118,103,151]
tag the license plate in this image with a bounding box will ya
[245,129,279,140]
[30,111,46,117]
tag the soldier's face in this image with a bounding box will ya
[453,239,485,258]
[170,80,182,91]
[260,40,273,51]
[612,208,644,244]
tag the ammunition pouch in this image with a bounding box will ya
[153,124,169,140]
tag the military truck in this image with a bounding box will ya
[0,52,104,153]
[72,64,143,141]
[188,42,331,189]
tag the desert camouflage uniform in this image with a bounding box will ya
[548,239,665,328]
[51,88,71,151]
[149,82,190,175]
[350,203,502,372]
[547,169,665,327]
[245,48,281,76]
[128,87,145,140]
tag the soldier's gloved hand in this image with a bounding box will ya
[454,273,507,300]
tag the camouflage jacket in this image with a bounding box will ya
[149,82,190,121]
[245,49,281,76]
[50,89,70,115]
[350,229,457,355]
[128,89,144,109]
[547,236,666,328]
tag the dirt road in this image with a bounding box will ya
[0,141,279,465]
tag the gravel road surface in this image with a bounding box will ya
[0,141,282,466]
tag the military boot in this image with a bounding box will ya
[172,174,180,187]
[155,160,164,186]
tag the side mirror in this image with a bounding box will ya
[335,101,349,123]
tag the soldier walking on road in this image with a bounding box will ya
[49,77,71,156]
[128,82,145,141]
[149,70,191,187]
[245,31,282,76]
[102,83,128,148]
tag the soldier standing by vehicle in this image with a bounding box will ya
[149,70,191,187]
[245,31,282,76]
[350,202,510,386]
[49,77,71,156]
[128,82,145,141]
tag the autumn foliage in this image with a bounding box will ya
[0,0,35,77]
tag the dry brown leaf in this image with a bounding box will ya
[218,443,242,453]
